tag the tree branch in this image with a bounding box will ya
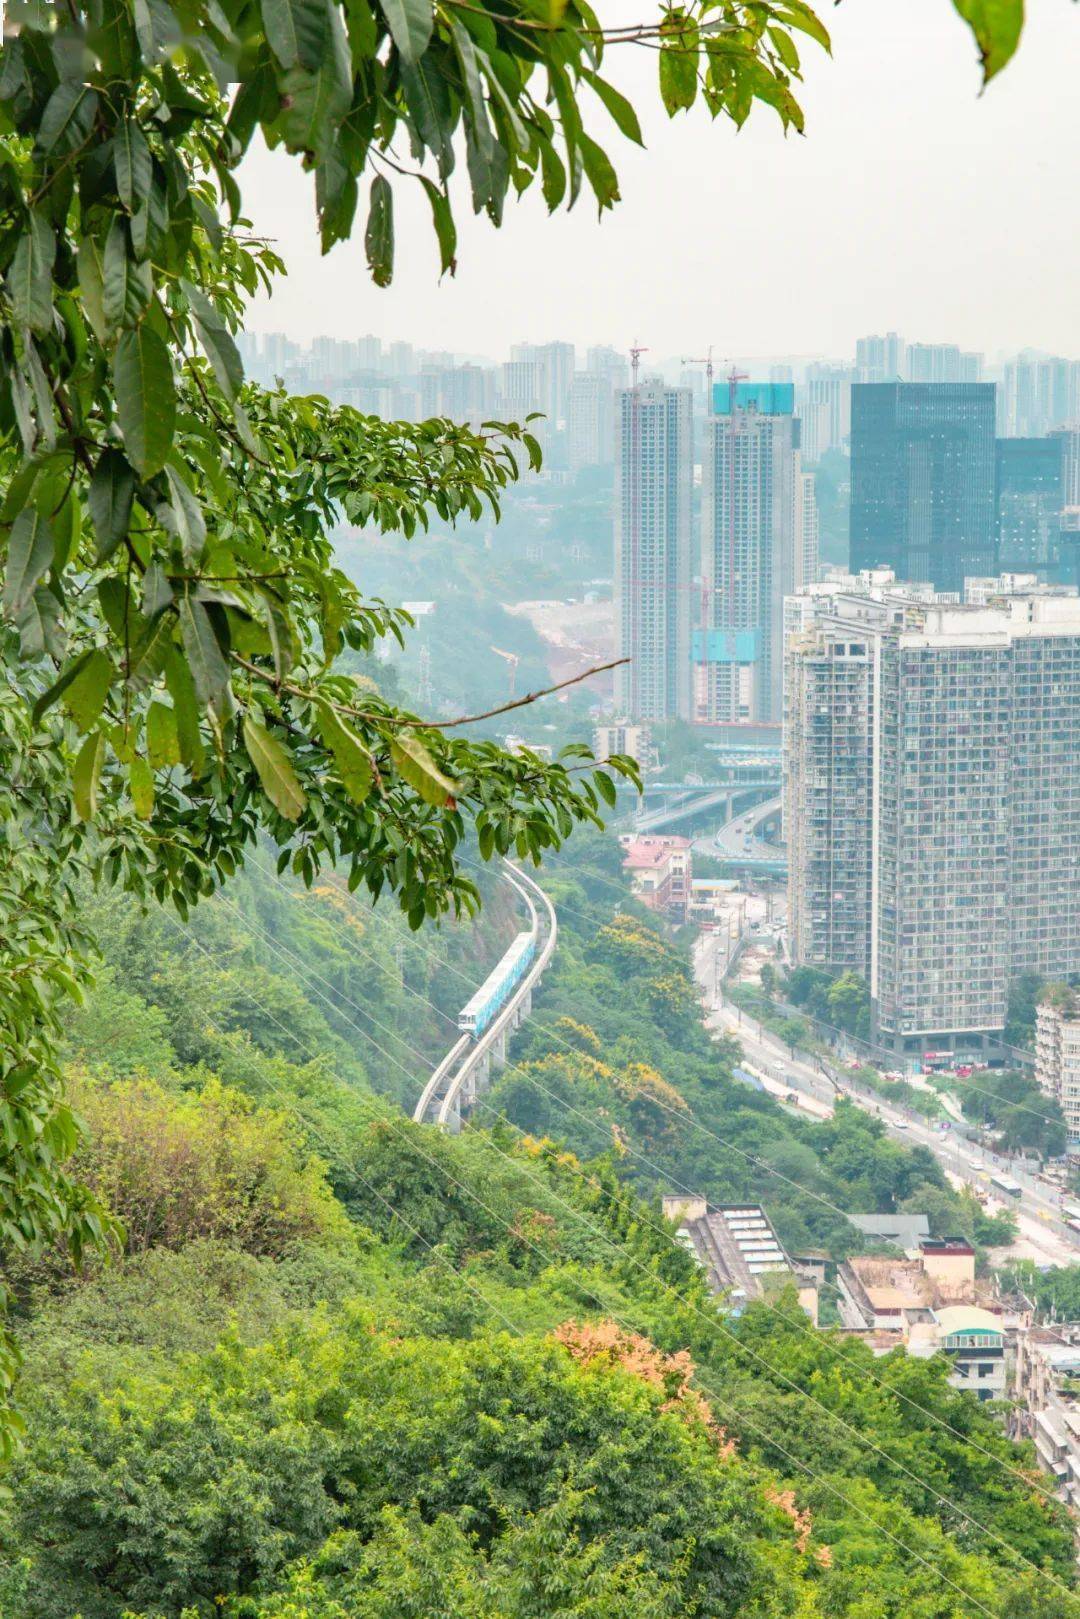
[416,657,630,730]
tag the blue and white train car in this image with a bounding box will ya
[458,931,536,1039]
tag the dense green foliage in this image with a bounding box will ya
[2,847,1076,1616]
[999,1261,1080,1324]
[945,1068,1067,1160]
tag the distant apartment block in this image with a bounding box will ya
[785,579,1080,1053]
[999,353,1080,438]
[799,363,853,460]
[614,378,693,721]
[593,721,652,769]
[855,331,906,383]
[696,382,799,726]
[620,835,692,921]
[906,343,983,384]
[850,382,997,594]
[568,372,614,470]
[1036,996,1080,1158]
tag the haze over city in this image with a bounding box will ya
[240,0,1080,358]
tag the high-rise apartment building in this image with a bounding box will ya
[907,344,983,384]
[614,378,693,721]
[511,341,575,428]
[850,382,997,594]
[420,363,497,423]
[996,437,1065,571]
[567,373,615,470]
[999,354,1080,438]
[696,382,799,726]
[1036,996,1080,1157]
[785,580,1080,1053]
[800,364,853,460]
[856,332,906,383]
[795,470,819,589]
[587,345,630,391]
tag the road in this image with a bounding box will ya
[695,795,783,863]
[694,933,1079,1267]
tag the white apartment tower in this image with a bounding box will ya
[785,582,1080,1054]
[614,378,693,721]
[697,383,798,726]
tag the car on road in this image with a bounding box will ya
[894,1120,909,1130]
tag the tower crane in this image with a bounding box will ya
[490,645,519,698]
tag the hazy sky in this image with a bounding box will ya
[241,0,1080,362]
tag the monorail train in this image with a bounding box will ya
[457,931,536,1039]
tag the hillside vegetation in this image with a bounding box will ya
[0,839,1073,1617]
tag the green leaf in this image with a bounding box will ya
[582,70,644,145]
[279,24,353,156]
[391,731,457,806]
[342,0,377,64]
[164,465,206,564]
[113,117,152,211]
[76,236,108,345]
[129,755,154,819]
[659,12,699,114]
[194,317,244,401]
[164,645,206,775]
[72,731,106,822]
[62,648,114,733]
[578,131,620,214]
[401,59,455,178]
[35,83,98,156]
[773,1,832,54]
[113,326,175,477]
[378,0,433,65]
[419,178,457,276]
[146,700,180,767]
[262,0,329,69]
[178,594,229,705]
[103,217,152,332]
[951,0,1024,82]
[15,587,64,660]
[88,449,135,562]
[142,560,174,619]
[315,699,374,803]
[243,714,307,820]
[364,175,394,287]
[7,211,55,333]
[32,647,98,726]
[4,509,54,618]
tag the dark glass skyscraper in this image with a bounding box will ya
[996,437,1065,571]
[850,383,996,592]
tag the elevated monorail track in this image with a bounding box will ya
[412,860,557,1130]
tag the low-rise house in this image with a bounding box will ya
[1013,1324,1080,1510]
[838,1238,1010,1401]
[620,836,693,921]
[663,1195,818,1323]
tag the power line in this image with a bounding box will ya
[238,853,1072,1510]
[211,877,1075,1553]
[157,914,1025,1616]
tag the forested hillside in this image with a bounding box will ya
[2,838,1075,1618]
